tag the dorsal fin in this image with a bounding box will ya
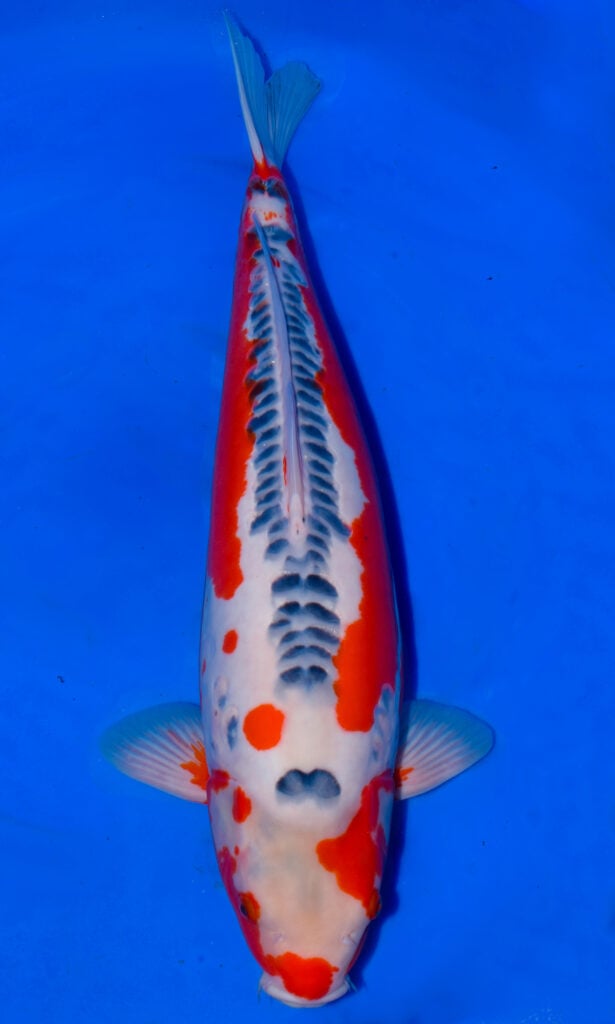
[224,12,321,167]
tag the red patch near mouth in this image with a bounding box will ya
[217,840,338,1003]
[265,951,338,1001]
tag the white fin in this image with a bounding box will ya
[224,11,321,167]
[101,701,208,803]
[395,699,494,799]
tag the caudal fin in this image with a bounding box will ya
[224,11,321,168]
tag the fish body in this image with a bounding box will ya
[102,14,493,1009]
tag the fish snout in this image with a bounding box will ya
[259,970,350,1007]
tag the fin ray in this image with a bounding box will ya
[395,698,494,799]
[224,12,320,166]
[101,701,209,802]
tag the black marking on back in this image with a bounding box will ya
[245,186,357,692]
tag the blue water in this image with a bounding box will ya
[2,3,613,1022]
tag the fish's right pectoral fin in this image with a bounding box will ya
[101,701,209,803]
[394,698,494,799]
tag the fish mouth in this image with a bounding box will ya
[275,768,341,800]
[259,972,350,1007]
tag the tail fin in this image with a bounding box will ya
[224,12,321,168]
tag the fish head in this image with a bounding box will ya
[207,757,395,1006]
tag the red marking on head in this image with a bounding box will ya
[232,786,252,823]
[178,740,209,792]
[316,772,393,919]
[200,657,207,676]
[222,629,238,654]
[234,845,240,856]
[217,837,338,1003]
[265,952,338,1002]
[208,769,231,794]
[243,704,285,750]
[217,846,265,967]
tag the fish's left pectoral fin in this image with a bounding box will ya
[394,698,494,799]
[101,701,209,803]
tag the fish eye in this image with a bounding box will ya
[238,892,260,923]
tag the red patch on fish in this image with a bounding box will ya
[207,225,259,600]
[232,786,252,823]
[265,951,338,1001]
[316,771,393,918]
[285,218,398,732]
[332,493,398,731]
[208,769,231,794]
[395,764,414,787]
[178,739,209,792]
[217,840,337,1002]
[243,703,285,750]
[223,629,238,653]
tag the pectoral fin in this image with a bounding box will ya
[395,699,494,799]
[101,701,209,802]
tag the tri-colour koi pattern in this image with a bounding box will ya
[101,13,494,1009]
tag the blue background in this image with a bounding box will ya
[2,2,613,1022]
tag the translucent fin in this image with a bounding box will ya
[101,701,209,803]
[224,11,321,167]
[395,699,494,799]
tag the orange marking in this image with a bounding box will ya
[243,704,285,750]
[232,786,252,823]
[206,222,258,600]
[331,493,398,731]
[217,832,337,1003]
[289,231,399,732]
[266,952,338,1002]
[209,769,231,793]
[222,629,238,654]
[395,764,414,787]
[316,772,393,919]
[179,741,209,792]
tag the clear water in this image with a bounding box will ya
[2,3,613,1022]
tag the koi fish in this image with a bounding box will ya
[102,13,494,1008]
